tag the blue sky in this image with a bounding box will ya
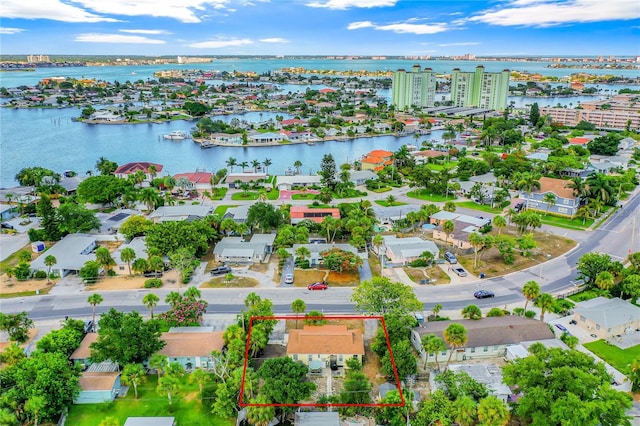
[1,0,639,56]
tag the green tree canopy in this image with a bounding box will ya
[351,276,422,315]
[56,202,101,234]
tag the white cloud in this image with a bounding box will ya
[0,27,26,35]
[2,0,118,23]
[438,42,481,46]
[188,38,253,48]
[306,0,397,10]
[75,33,166,44]
[259,38,290,43]
[469,0,640,27]
[348,20,449,34]
[75,0,230,24]
[119,29,172,35]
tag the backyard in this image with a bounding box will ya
[583,340,640,375]
[65,375,234,426]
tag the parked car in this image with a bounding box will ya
[143,271,163,278]
[569,319,577,325]
[444,251,458,264]
[307,281,328,290]
[1,222,14,229]
[555,324,568,332]
[474,290,495,299]
[210,265,232,276]
[452,267,467,277]
[284,273,294,284]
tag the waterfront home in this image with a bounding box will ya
[208,132,243,145]
[290,205,340,224]
[249,132,284,144]
[289,243,358,267]
[349,170,377,186]
[0,203,18,221]
[360,149,394,171]
[275,175,321,190]
[157,331,224,370]
[172,172,213,190]
[148,205,213,222]
[114,162,163,182]
[30,233,97,277]
[572,297,640,340]
[380,235,439,266]
[410,317,554,365]
[522,176,580,217]
[287,325,365,369]
[213,234,275,264]
[224,172,267,188]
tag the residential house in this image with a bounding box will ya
[114,162,163,182]
[372,204,422,226]
[360,149,394,172]
[112,237,147,275]
[123,418,176,426]
[249,132,284,144]
[430,211,491,251]
[410,316,554,364]
[148,205,213,222]
[213,234,275,264]
[290,206,340,224]
[294,412,339,426]
[287,325,365,369]
[74,362,121,404]
[58,176,84,194]
[381,235,439,266]
[209,132,243,145]
[523,176,581,217]
[157,331,224,370]
[0,203,18,221]
[276,175,321,190]
[70,333,99,368]
[172,172,213,190]
[30,233,97,277]
[349,170,377,186]
[222,205,250,223]
[573,297,640,340]
[224,172,267,188]
[289,243,358,267]
[97,209,142,234]
[431,364,511,403]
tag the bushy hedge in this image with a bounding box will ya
[144,278,163,288]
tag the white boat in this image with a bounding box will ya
[163,131,187,140]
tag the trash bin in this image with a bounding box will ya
[479,272,486,279]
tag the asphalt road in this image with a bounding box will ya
[3,190,639,322]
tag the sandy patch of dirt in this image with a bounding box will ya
[84,270,182,291]
[1,277,53,295]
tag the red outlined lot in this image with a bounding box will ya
[239,315,405,408]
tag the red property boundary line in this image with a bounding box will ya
[239,314,405,408]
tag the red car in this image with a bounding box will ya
[308,281,328,290]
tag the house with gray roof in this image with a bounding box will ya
[294,412,339,426]
[432,364,511,403]
[573,297,640,339]
[213,234,275,264]
[148,205,213,222]
[289,243,357,267]
[411,316,554,365]
[30,233,97,277]
[222,205,250,223]
[0,203,18,221]
[350,170,377,186]
[372,204,422,225]
[113,237,147,275]
[381,235,439,266]
[276,175,321,190]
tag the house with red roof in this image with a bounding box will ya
[280,118,308,127]
[569,137,591,145]
[173,172,213,190]
[361,149,394,171]
[319,88,336,94]
[114,162,163,182]
[290,206,340,224]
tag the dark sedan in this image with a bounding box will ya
[474,290,495,299]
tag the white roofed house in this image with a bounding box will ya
[249,132,284,144]
[275,175,321,191]
[112,237,147,275]
[148,205,213,222]
[431,364,512,403]
[30,233,97,277]
[381,235,439,266]
[224,172,267,189]
[213,234,275,264]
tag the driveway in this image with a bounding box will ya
[0,233,29,261]
[438,263,478,284]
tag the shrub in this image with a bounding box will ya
[34,270,48,280]
[27,228,46,242]
[524,310,536,318]
[106,270,117,277]
[297,259,310,269]
[144,278,163,288]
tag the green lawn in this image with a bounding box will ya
[425,161,458,171]
[66,375,234,426]
[538,213,593,230]
[583,340,640,374]
[262,188,280,200]
[454,201,504,214]
[292,193,316,200]
[406,190,455,203]
[210,187,228,200]
[333,189,368,199]
[374,200,407,207]
[369,187,392,193]
[231,191,259,201]
[213,205,236,217]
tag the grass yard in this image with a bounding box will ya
[292,193,316,200]
[454,201,504,215]
[583,340,640,374]
[333,189,368,199]
[406,190,454,203]
[369,187,392,193]
[66,375,234,426]
[210,187,228,200]
[212,205,236,217]
[231,191,259,201]
[538,213,594,231]
[262,188,280,200]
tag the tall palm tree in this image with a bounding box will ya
[522,280,540,314]
[44,255,57,284]
[586,172,614,205]
[454,395,478,426]
[293,160,303,175]
[251,159,261,173]
[120,247,136,276]
[534,293,555,322]
[421,334,446,372]
[226,157,237,173]
[443,323,467,370]
[143,293,160,318]
[121,363,146,399]
[87,293,103,331]
[567,177,587,199]
[542,192,556,215]
[263,158,272,174]
[239,161,249,173]
[291,299,306,329]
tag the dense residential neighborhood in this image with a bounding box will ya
[2,65,640,426]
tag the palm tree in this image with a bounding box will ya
[138,188,161,212]
[542,192,557,215]
[461,304,482,320]
[44,255,57,284]
[226,157,237,173]
[567,177,588,199]
[157,374,181,412]
[251,159,261,173]
[294,246,311,264]
[443,220,455,243]
[586,172,615,205]
[120,247,136,276]
[263,158,272,175]
[95,247,115,273]
[385,194,396,205]
[293,160,302,175]
[165,291,182,307]
[522,280,540,314]
[189,369,210,396]
[575,205,592,225]
[149,353,168,377]
[477,396,510,426]
[493,215,507,235]
[87,293,103,331]
[246,395,275,426]
[443,323,467,370]
[121,363,146,399]
[239,161,249,173]
[143,293,160,319]
[454,395,478,426]
[149,256,164,276]
[291,299,306,329]
[443,201,456,212]
[595,271,615,291]
[421,334,446,371]
[534,293,555,322]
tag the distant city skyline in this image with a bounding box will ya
[1,0,639,57]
